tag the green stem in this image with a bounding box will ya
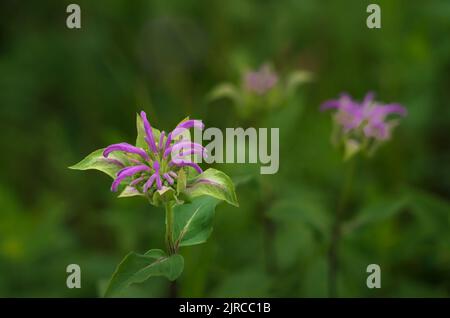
[328,159,356,297]
[165,202,175,255]
[165,202,178,298]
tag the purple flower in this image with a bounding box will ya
[243,64,279,95]
[104,111,206,194]
[111,165,150,192]
[104,143,150,161]
[171,120,205,137]
[321,92,407,141]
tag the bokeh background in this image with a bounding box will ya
[0,0,449,297]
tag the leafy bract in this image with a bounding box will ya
[69,148,128,179]
[185,168,238,207]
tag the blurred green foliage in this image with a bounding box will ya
[0,0,449,297]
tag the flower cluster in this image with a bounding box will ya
[208,62,312,120]
[70,111,238,209]
[243,64,279,95]
[102,111,206,201]
[321,92,407,158]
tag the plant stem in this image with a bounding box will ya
[165,202,175,255]
[169,280,178,298]
[255,182,277,274]
[164,202,178,298]
[328,159,355,297]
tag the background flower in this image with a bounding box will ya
[207,62,313,122]
[321,92,407,159]
[243,64,279,95]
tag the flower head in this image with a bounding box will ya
[243,64,279,95]
[102,111,206,202]
[207,62,312,121]
[70,111,238,208]
[321,92,407,158]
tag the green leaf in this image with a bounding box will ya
[173,196,220,247]
[151,186,178,206]
[344,139,361,161]
[285,70,313,94]
[69,148,127,179]
[104,249,184,297]
[144,249,166,258]
[118,186,143,198]
[343,196,409,234]
[136,113,161,149]
[185,168,239,207]
[207,83,241,105]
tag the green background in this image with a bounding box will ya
[0,0,449,297]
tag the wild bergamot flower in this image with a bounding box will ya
[70,111,238,207]
[207,63,312,120]
[243,64,279,95]
[105,112,205,195]
[321,93,407,296]
[321,92,407,158]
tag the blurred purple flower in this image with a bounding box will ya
[104,111,206,193]
[243,64,279,95]
[321,92,407,141]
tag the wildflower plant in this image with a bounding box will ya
[205,62,313,277]
[320,92,407,296]
[321,92,407,160]
[70,111,238,297]
[208,63,312,120]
